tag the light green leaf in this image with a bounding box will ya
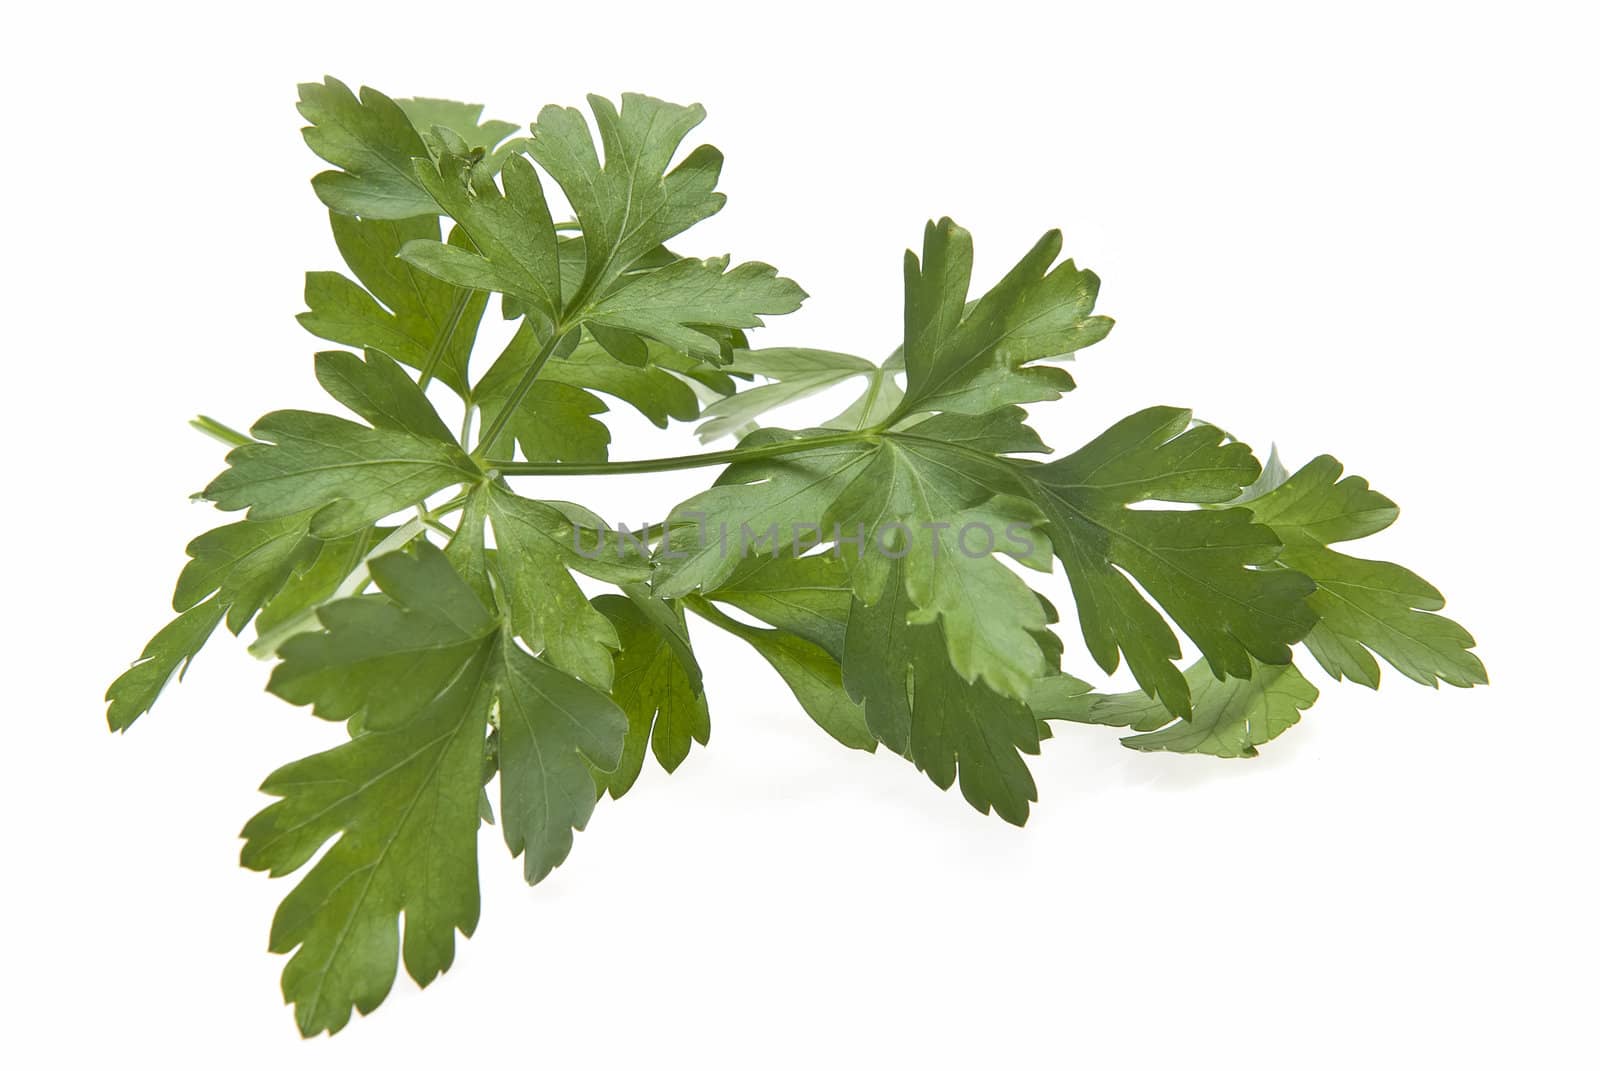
[173,512,320,635]
[1241,456,1486,689]
[243,545,498,1036]
[395,97,519,157]
[487,487,620,687]
[297,77,436,220]
[401,153,563,328]
[314,349,457,444]
[1118,659,1320,757]
[583,256,806,362]
[244,543,625,1033]
[822,348,905,432]
[696,348,877,442]
[105,597,226,731]
[202,411,479,538]
[528,93,724,299]
[298,212,487,398]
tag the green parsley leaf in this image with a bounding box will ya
[842,557,1040,824]
[895,218,1112,420]
[1241,456,1487,688]
[1120,659,1319,757]
[695,348,878,442]
[202,410,478,538]
[299,212,488,397]
[528,94,724,300]
[394,97,520,158]
[111,84,1489,1035]
[172,513,320,635]
[297,77,436,220]
[582,255,806,362]
[1019,406,1318,716]
[707,553,855,659]
[545,335,714,427]
[495,630,628,883]
[401,152,564,328]
[485,486,621,687]
[244,545,499,1034]
[105,597,226,731]
[245,543,626,1033]
[314,349,457,443]
[592,593,710,797]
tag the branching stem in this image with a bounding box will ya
[472,327,565,454]
[486,430,877,477]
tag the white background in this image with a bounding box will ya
[4,1,1596,1067]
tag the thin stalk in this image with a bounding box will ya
[416,505,456,539]
[417,289,473,390]
[190,414,254,448]
[485,430,876,477]
[681,593,764,639]
[472,328,566,454]
[429,490,474,518]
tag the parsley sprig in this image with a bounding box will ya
[109,77,1486,1036]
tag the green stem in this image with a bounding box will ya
[473,327,566,456]
[429,490,474,517]
[485,430,875,477]
[416,506,456,539]
[418,289,473,390]
[681,593,764,639]
[190,414,254,448]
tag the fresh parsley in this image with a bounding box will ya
[108,77,1487,1036]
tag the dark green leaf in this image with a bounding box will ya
[895,218,1112,419]
[591,594,710,797]
[495,632,628,883]
[1020,406,1317,716]
[842,559,1039,824]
